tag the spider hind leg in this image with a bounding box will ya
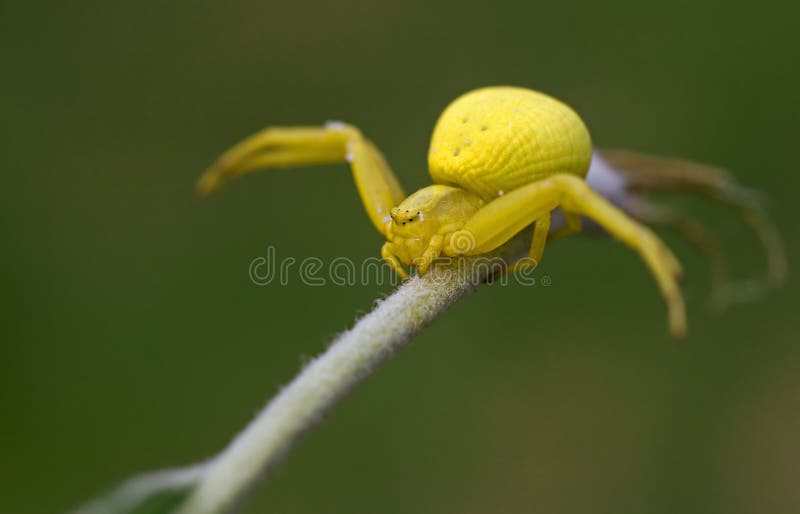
[601,149,787,303]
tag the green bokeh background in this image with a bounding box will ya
[3,1,799,513]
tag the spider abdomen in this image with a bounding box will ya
[428,86,592,200]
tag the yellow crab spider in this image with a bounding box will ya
[199,86,689,336]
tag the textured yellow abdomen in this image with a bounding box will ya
[428,86,592,200]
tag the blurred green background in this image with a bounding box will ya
[3,1,799,513]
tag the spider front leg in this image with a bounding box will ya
[414,234,445,276]
[198,122,406,236]
[381,234,444,279]
[381,242,409,279]
[448,174,686,338]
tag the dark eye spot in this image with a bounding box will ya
[408,218,413,222]
[402,222,406,225]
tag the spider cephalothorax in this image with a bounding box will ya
[198,86,785,338]
[382,184,485,275]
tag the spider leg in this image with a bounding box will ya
[628,200,731,312]
[548,210,582,242]
[198,123,406,236]
[507,212,551,273]
[448,174,686,338]
[601,149,787,293]
[415,234,445,277]
[381,242,409,279]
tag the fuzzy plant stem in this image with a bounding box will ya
[72,154,630,514]
[176,253,515,514]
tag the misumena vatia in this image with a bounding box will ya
[198,86,785,339]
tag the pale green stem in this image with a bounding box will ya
[177,250,520,514]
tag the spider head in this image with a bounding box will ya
[388,186,454,241]
[390,207,423,226]
[389,185,484,241]
[388,205,433,255]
